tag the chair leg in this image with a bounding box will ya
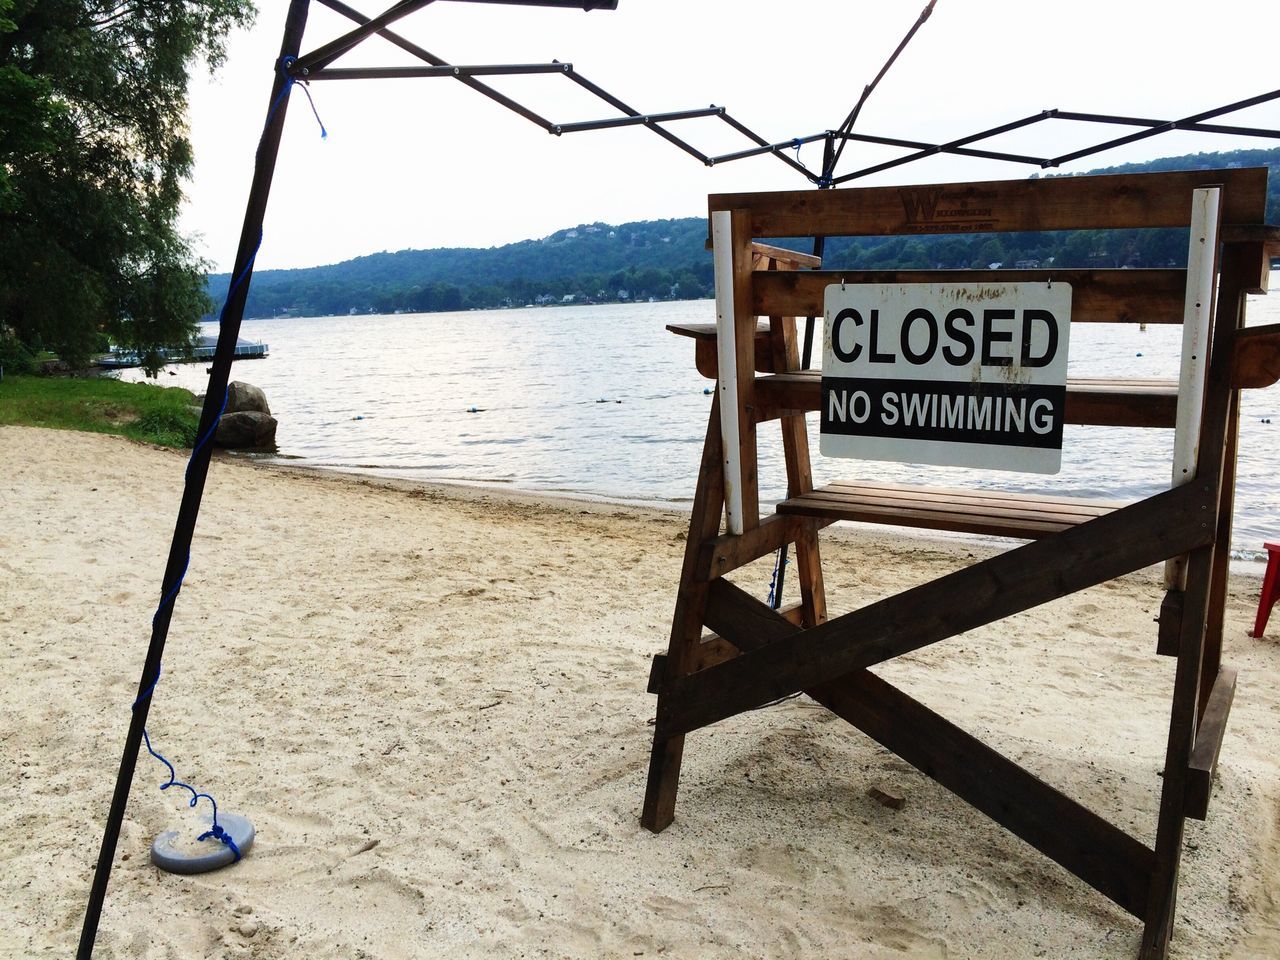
[642,730,689,833]
[1141,546,1213,959]
[642,398,725,833]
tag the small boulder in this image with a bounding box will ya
[215,410,277,449]
[226,381,271,415]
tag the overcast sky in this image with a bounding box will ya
[179,0,1278,272]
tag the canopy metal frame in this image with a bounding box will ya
[77,0,1280,955]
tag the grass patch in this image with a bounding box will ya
[0,375,199,448]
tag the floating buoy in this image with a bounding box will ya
[1136,352,1143,357]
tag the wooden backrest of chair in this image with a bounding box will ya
[711,168,1268,237]
[710,167,1269,324]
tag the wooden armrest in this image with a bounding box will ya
[701,239,825,271]
[667,322,753,341]
[750,242,822,269]
[1232,323,1280,388]
[668,321,777,376]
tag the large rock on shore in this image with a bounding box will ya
[216,410,277,449]
[227,380,271,415]
[215,381,277,449]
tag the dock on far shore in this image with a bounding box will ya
[96,334,268,370]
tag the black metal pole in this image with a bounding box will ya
[1048,86,1280,168]
[565,70,711,164]
[292,0,435,75]
[827,0,937,176]
[800,133,835,371]
[831,110,1052,185]
[314,0,559,131]
[306,61,573,80]
[75,2,312,956]
[553,105,723,134]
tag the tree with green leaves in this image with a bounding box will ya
[0,0,254,372]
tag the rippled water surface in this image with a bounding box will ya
[123,296,1280,558]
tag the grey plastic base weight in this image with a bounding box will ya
[150,812,254,875]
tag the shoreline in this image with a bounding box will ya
[255,453,1274,577]
[4,424,1278,959]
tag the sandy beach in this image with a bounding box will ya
[3,423,1279,959]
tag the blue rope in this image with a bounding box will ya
[150,557,190,629]
[131,143,272,866]
[139,730,241,862]
[766,554,789,608]
[266,56,328,141]
[197,821,242,860]
[132,662,164,711]
[130,49,326,867]
[185,392,228,483]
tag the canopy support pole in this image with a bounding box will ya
[76,2,313,955]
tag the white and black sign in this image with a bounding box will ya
[821,282,1072,474]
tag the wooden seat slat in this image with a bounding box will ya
[819,479,1129,513]
[791,489,1120,525]
[1068,378,1182,393]
[778,482,1124,539]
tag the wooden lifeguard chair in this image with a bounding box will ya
[642,168,1280,958]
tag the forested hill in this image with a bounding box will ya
[208,218,711,318]
[207,147,1280,319]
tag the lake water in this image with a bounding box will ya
[120,296,1280,561]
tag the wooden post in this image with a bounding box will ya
[1142,241,1253,960]
[1202,241,1265,712]
[766,309,826,626]
[641,396,726,832]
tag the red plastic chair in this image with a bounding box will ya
[1250,542,1280,638]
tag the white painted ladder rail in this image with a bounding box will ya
[712,209,746,535]
[1165,186,1223,590]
